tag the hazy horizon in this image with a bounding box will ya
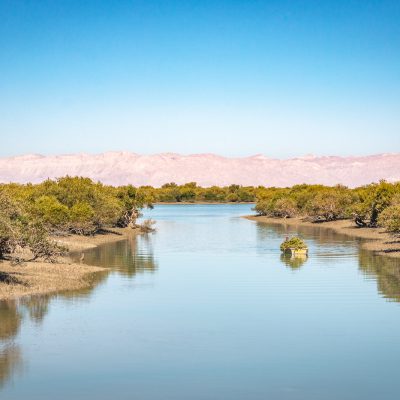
[1,151,399,187]
[2,149,400,160]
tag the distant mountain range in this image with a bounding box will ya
[0,152,399,187]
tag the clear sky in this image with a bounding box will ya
[1,0,399,158]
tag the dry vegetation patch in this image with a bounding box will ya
[0,260,104,301]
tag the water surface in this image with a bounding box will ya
[1,204,400,400]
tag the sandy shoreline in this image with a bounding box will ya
[0,228,136,301]
[245,215,400,258]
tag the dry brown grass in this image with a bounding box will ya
[0,261,104,301]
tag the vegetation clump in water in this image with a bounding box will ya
[280,237,308,253]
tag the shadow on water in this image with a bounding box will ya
[0,232,157,389]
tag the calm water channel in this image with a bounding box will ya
[2,204,400,399]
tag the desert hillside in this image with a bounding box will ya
[0,152,399,187]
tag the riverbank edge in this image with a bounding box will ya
[0,227,138,301]
[244,215,400,259]
[154,201,255,205]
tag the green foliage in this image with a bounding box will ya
[274,198,298,218]
[305,185,354,221]
[378,205,400,234]
[1,177,400,259]
[351,180,398,227]
[33,195,70,229]
[69,202,96,234]
[0,177,153,238]
[0,191,21,258]
[280,237,308,251]
[0,190,65,262]
[138,183,256,203]
[254,181,400,232]
[377,194,400,234]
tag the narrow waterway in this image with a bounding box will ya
[1,204,400,400]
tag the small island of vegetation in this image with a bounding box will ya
[280,237,308,256]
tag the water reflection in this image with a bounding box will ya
[2,208,400,397]
[0,301,22,388]
[256,219,357,245]
[78,234,158,277]
[280,254,307,270]
[0,345,21,389]
[0,233,157,389]
[255,220,400,300]
[256,220,359,268]
[0,301,21,341]
[359,250,400,302]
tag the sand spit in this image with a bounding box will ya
[0,228,137,301]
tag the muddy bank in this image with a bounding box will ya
[0,228,137,301]
[245,215,400,258]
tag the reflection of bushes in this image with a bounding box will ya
[0,345,22,388]
[359,250,400,302]
[280,254,307,270]
[0,271,113,389]
[20,296,51,323]
[0,233,158,389]
[0,301,21,341]
[0,301,23,389]
[79,235,158,278]
[257,221,354,247]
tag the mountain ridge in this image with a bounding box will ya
[0,152,399,187]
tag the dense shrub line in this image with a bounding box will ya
[1,177,399,262]
[139,182,257,203]
[254,181,400,234]
[0,177,153,261]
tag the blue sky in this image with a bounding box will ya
[0,0,399,158]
